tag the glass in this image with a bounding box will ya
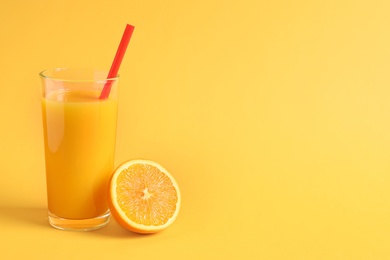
[40,68,119,231]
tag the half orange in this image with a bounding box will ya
[108,159,181,234]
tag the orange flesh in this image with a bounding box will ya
[115,164,179,226]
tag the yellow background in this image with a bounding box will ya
[1,0,390,259]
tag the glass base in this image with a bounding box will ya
[48,210,110,231]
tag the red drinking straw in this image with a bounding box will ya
[99,24,135,99]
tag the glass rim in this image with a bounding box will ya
[39,68,120,82]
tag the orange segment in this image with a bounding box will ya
[108,159,181,234]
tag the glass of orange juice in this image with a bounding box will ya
[40,68,119,231]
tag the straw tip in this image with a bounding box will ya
[126,24,135,30]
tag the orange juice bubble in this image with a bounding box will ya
[40,68,119,231]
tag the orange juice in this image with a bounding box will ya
[42,90,118,219]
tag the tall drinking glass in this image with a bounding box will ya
[40,68,119,231]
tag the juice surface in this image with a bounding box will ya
[42,90,118,219]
